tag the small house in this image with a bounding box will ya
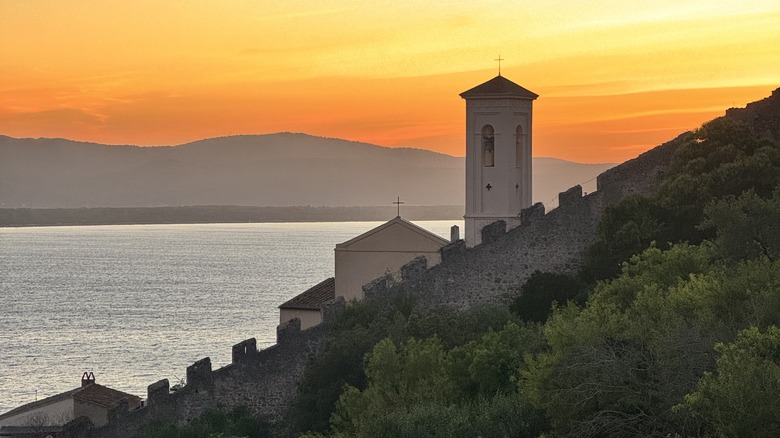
[0,373,141,437]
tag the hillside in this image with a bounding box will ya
[0,133,613,208]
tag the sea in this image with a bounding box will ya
[0,220,460,415]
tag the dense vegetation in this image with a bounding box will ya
[139,116,780,437]
[136,407,271,438]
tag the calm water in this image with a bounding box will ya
[0,221,459,414]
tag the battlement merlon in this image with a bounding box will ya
[232,338,258,364]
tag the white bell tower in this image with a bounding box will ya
[460,75,538,246]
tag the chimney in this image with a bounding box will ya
[450,225,460,243]
[82,371,96,387]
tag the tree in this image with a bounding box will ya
[286,300,520,436]
[679,326,780,438]
[331,337,454,438]
[137,406,270,438]
[702,188,780,262]
[582,195,664,282]
[510,271,583,322]
[329,324,547,438]
[581,117,780,284]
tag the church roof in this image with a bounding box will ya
[278,277,335,311]
[335,216,449,250]
[460,75,538,100]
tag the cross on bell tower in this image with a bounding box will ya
[460,73,539,246]
[494,55,504,76]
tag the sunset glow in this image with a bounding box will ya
[1,1,778,162]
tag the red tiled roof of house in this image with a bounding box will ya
[278,277,335,311]
[0,384,140,421]
[73,383,141,409]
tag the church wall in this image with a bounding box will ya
[335,250,441,301]
[334,220,447,300]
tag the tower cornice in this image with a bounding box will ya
[460,75,538,100]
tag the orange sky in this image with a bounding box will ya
[1,1,778,163]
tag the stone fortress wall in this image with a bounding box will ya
[89,130,688,437]
[90,303,342,438]
[723,88,780,143]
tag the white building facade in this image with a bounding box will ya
[279,216,450,329]
[460,75,538,246]
[334,216,449,301]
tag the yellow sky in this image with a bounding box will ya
[1,0,778,162]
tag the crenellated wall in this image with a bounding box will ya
[723,88,780,143]
[595,133,683,204]
[363,185,604,308]
[89,302,345,438]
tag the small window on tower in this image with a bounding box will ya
[515,125,523,168]
[482,125,495,167]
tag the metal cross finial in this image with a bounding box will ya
[494,55,504,76]
[393,196,405,217]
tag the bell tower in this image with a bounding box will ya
[460,75,538,246]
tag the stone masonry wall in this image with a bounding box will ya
[723,88,780,143]
[90,298,346,438]
[364,186,604,307]
[596,133,686,205]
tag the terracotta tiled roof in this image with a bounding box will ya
[279,277,335,310]
[73,383,141,409]
[460,75,538,100]
[0,384,140,420]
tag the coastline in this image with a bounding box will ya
[0,205,464,228]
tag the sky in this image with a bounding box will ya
[1,1,778,163]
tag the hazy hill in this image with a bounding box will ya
[0,133,614,208]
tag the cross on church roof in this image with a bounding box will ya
[393,196,405,217]
[494,55,504,76]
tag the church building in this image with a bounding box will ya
[279,215,449,329]
[460,75,538,246]
[334,216,449,301]
[279,72,538,328]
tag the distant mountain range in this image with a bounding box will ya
[0,133,615,209]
